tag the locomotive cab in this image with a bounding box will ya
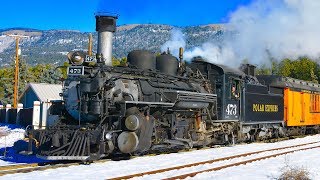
[189,57,245,121]
[189,59,285,141]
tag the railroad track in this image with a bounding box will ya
[110,141,320,180]
[0,137,317,177]
[0,158,110,177]
[0,162,81,176]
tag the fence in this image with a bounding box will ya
[19,108,34,127]
[0,103,34,127]
[0,100,61,129]
[0,106,5,123]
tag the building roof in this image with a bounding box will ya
[19,83,63,102]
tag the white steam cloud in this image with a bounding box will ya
[161,29,186,57]
[162,0,320,67]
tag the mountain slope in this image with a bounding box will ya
[0,24,224,66]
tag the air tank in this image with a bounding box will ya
[127,50,156,70]
[156,53,179,75]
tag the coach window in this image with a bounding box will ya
[310,94,314,112]
[314,94,320,112]
[316,95,318,112]
[316,94,318,112]
[311,94,315,112]
[315,94,320,112]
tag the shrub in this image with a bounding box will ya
[278,165,310,180]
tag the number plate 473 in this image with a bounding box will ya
[226,104,237,116]
[67,66,84,76]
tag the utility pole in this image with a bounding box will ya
[6,34,29,108]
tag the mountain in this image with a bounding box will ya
[0,24,225,66]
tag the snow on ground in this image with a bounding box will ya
[0,132,319,180]
[0,124,25,166]
[192,148,320,180]
[0,124,47,166]
[0,126,25,148]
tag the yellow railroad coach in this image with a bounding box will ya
[257,75,320,127]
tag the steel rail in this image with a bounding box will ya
[165,145,320,180]
[110,141,320,180]
[0,159,110,177]
[0,162,79,176]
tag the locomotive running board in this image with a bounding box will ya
[241,121,284,125]
[163,90,217,109]
[124,101,174,107]
[164,90,217,102]
[37,155,90,161]
[212,119,239,123]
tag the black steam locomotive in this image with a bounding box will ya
[24,15,285,161]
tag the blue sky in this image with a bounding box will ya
[0,0,252,32]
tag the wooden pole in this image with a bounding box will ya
[6,34,29,108]
[13,37,20,108]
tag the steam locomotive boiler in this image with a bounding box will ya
[25,15,222,160]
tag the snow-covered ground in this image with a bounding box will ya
[0,124,47,166]
[0,125,25,166]
[0,124,319,180]
[0,125,25,148]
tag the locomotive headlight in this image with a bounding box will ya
[67,51,85,65]
[73,55,82,62]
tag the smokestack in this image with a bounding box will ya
[95,14,117,66]
[240,64,256,76]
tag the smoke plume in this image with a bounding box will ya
[161,29,186,57]
[163,0,320,67]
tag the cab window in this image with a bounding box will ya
[230,79,240,99]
